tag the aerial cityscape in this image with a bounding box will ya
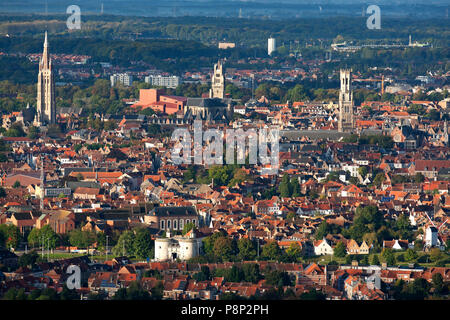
[0,0,449,305]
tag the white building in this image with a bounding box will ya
[425,226,439,247]
[342,163,359,177]
[268,37,276,56]
[154,230,203,262]
[234,105,247,115]
[110,73,133,87]
[314,238,334,256]
[145,75,181,89]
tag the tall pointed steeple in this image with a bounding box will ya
[42,31,49,69]
[34,31,56,126]
[44,31,48,47]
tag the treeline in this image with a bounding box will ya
[323,47,450,77]
[315,206,414,250]
[2,15,448,47]
[0,36,236,74]
[189,230,304,264]
[343,134,394,149]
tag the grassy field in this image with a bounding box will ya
[45,252,142,263]
[310,251,450,268]
[43,250,449,268]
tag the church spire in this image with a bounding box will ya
[34,31,56,126]
[42,31,50,69]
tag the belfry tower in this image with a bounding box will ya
[210,60,225,99]
[338,69,354,132]
[34,32,56,126]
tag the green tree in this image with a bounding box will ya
[112,230,136,257]
[0,186,7,197]
[290,177,301,197]
[69,229,96,249]
[202,231,226,258]
[429,248,443,262]
[208,165,230,186]
[405,248,418,262]
[39,225,59,249]
[414,173,425,183]
[227,265,245,282]
[334,242,347,258]
[4,288,26,300]
[151,281,164,300]
[349,205,383,242]
[228,168,248,187]
[133,228,153,260]
[299,289,326,300]
[182,222,196,236]
[193,266,211,282]
[381,248,396,266]
[285,242,303,262]
[261,240,282,261]
[285,84,309,102]
[18,251,40,268]
[27,126,39,139]
[237,238,256,261]
[265,270,292,287]
[358,166,368,179]
[213,237,236,262]
[432,273,444,294]
[371,254,380,265]
[278,174,292,197]
[315,221,329,240]
[113,281,151,300]
[372,172,386,188]
[4,122,26,137]
[60,286,81,300]
[241,263,261,283]
[0,224,21,249]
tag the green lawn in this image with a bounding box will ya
[44,252,143,263]
[46,253,85,260]
[308,250,450,268]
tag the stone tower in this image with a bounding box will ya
[210,60,225,99]
[338,69,354,132]
[34,32,56,126]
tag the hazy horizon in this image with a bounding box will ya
[1,0,449,19]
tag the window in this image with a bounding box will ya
[179,219,184,229]
[167,220,171,230]
[160,220,165,230]
[173,219,177,230]
[186,219,190,225]
[192,219,196,226]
